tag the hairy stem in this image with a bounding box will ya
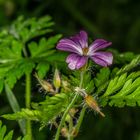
[74,107,86,133]
[79,70,84,88]
[25,73,32,140]
[70,70,86,138]
[69,116,73,133]
[54,70,85,140]
[67,134,74,140]
[70,71,86,137]
[67,115,74,140]
[54,93,78,140]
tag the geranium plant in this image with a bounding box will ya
[0,16,140,140]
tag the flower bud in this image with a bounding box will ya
[74,86,105,117]
[61,127,68,137]
[41,80,55,93]
[84,95,105,117]
[35,73,54,93]
[62,80,71,92]
[53,68,61,89]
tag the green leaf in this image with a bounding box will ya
[0,79,4,93]
[100,71,140,107]
[97,57,140,107]
[5,84,26,135]
[4,59,35,88]
[2,108,41,121]
[16,135,31,140]
[0,120,28,140]
[94,56,140,98]
[3,93,71,126]
[94,68,110,87]
[28,35,61,58]
[94,68,111,95]
[0,120,13,140]
[117,55,140,75]
[4,131,13,140]
[0,15,62,90]
[11,16,54,42]
[83,71,94,93]
[0,125,6,139]
[38,93,71,124]
[103,73,127,97]
[36,62,50,79]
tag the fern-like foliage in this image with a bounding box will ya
[94,67,111,95]
[0,16,65,92]
[100,71,140,107]
[9,16,54,43]
[94,55,140,107]
[117,55,140,75]
[2,93,72,126]
[0,120,13,140]
[38,93,71,124]
[0,120,29,140]
[3,55,140,124]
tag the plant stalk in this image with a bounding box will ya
[74,107,86,133]
[68,115,74,140]
[54,93,78,140]
[25,73,32,140]
[54,70,85,140]
[67,134,74,140]
[69,70,86,138]
[79,70,84,88]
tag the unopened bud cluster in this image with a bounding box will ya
[35,68,71,95]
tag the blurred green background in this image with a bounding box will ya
[0,0,140,140]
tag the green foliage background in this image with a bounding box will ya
[0,0,140,140]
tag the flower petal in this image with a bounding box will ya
[66,53,87,70]
[56,39,83,55]
[90,52,113,67]
[88,39,112,56]
[70,30,88,48]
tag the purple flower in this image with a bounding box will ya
[56,31,113,70]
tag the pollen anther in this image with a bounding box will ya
[82,47,89,56]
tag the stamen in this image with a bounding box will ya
[82,47,89,56]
